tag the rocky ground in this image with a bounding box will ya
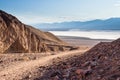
[0,49,88,80]
[1,10,119,80]
[0,37,117,80]
[34,39,120,80]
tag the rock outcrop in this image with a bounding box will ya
[37,38,120,80]
[0,10,76,53]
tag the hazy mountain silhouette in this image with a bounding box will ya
[36,18,120,31]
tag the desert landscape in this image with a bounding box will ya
[0,10,89,80]
[1,0,120,79]
[0,10,120,80]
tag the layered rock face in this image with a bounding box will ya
[38,38,120,80]
[0,10,75,53]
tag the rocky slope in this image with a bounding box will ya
[0,10,76,53]
[37,38,120,80]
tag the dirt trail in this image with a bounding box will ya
[0,50,87,80]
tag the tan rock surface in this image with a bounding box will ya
[0,10,76,53]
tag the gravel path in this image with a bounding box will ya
[0,50,87,80]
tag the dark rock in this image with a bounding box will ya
[35,38,120,80]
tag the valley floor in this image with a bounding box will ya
[0,36,113,80]
[0,49,87,80]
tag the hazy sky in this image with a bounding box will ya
[0,0,120,24]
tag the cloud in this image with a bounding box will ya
[15,14,84,24]
[58,16,77,20]
[16,15,58,24]
[14,13,96,25]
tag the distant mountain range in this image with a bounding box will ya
[34,18,120,31]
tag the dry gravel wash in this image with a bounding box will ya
[0,50,87,80]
